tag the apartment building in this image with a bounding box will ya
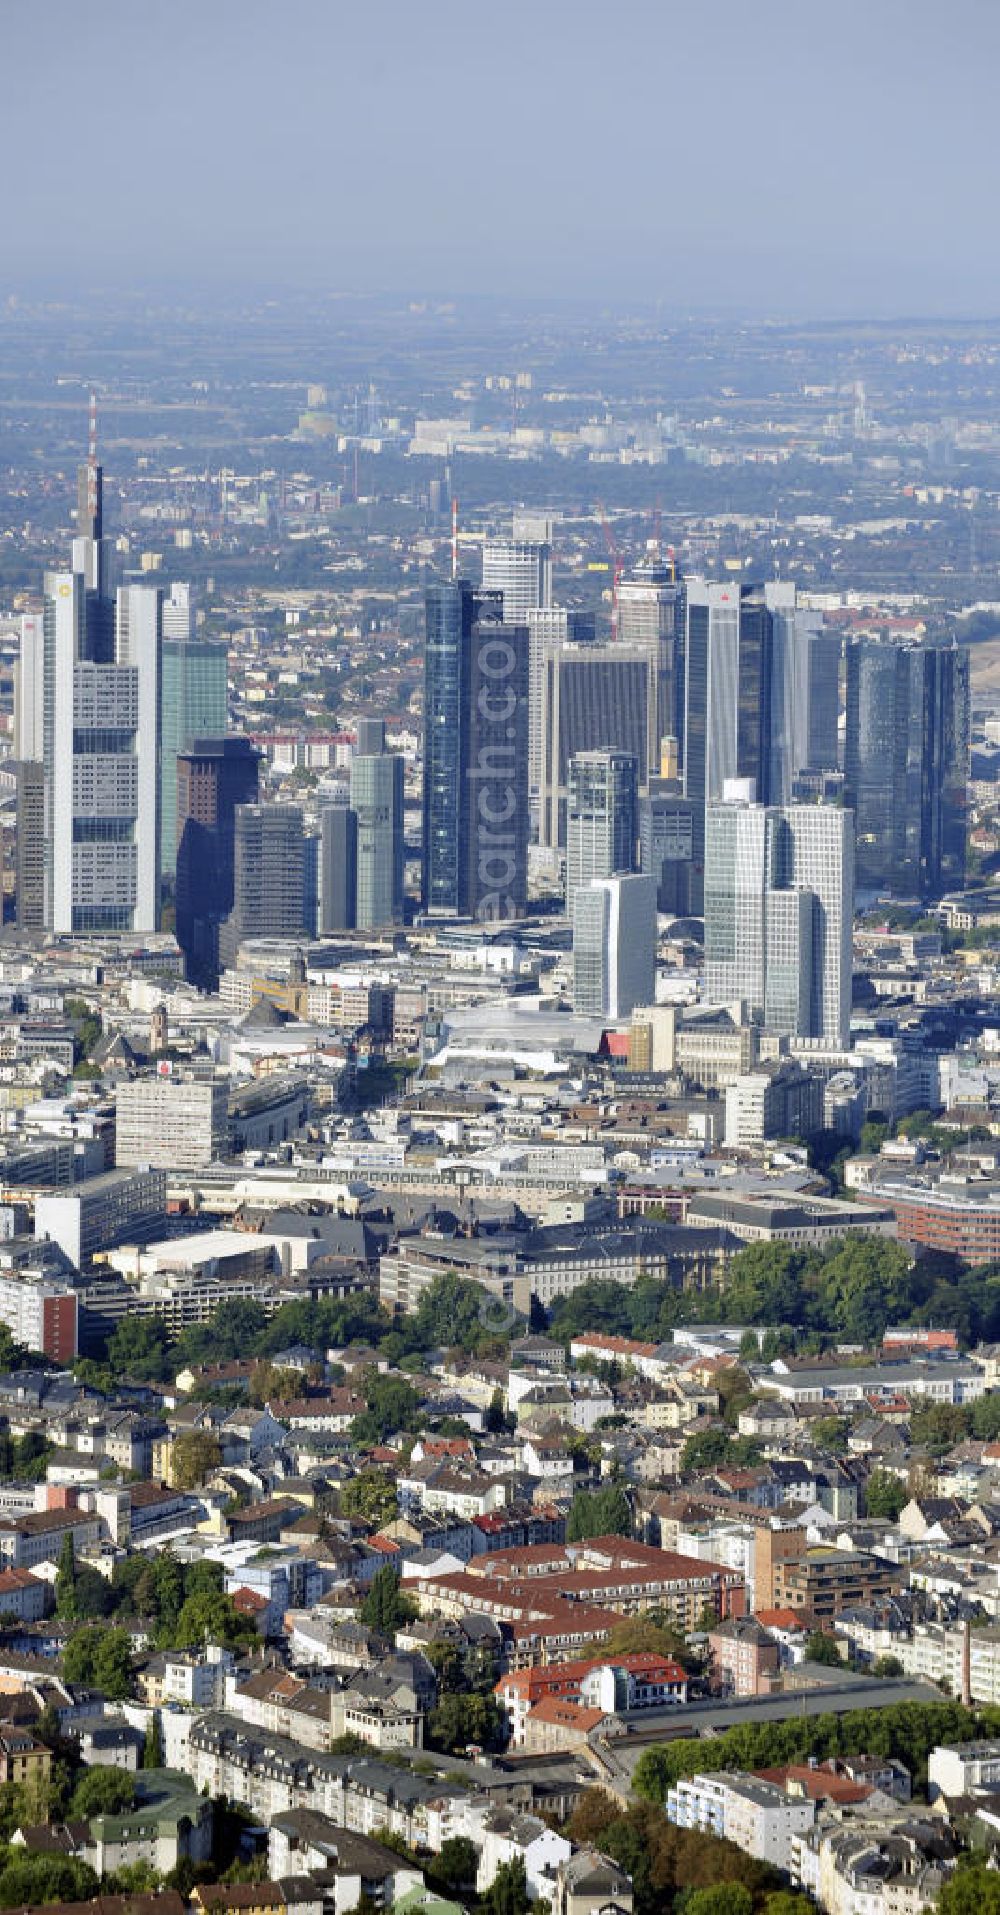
[497,1651,688,1746]
[0,1272,78,1361]
[115,1074,229,1171]
[772,1543,902,1627]
[668,1772,815,1875]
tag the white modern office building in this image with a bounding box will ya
[704,780,854,1046]
[482,537,552,623]
[21,572,163,935]
[573,873,657,1020]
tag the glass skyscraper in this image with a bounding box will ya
[538,641,652,849]
[160,636,228,879]
[565,750,639,918]
[572,874,657,1020]
[176,736,260,985]
[219,803,306,970]
[482,537,552,621]
[26,573,162,936]
[351,747,404,930]
[683,581,841,912]
[844,638,969,900]
[422,581,529,922]
[423,581,481,916]
[704,782,854,1046]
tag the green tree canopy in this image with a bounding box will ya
[939,1866,1000,1915]
[170,1589,256,1652]
[567,1483,633,1542]
[805,1630,844,1666]
[351,1372,422,1447]
[359,1564,416,1639]
[680,1429,763,1474]
[411,1270,514,1355]
[0,1854,99,1909]
[426,1836,479,1899]
[70,1767,136,1818]
[143,1713,164,1769]
[481,1857,531,1915]
[63,1625,134,1700]
[686,1887,754,1915]
[720,1244,808,1326]
[341,1469,398,1526]
[55,1533,76,1620]
[633,1698,995,1802]
[427,1691,504,1756]
[865,1469,907,1522]
[106,1314,170,1383]
[171,1430,222,1490]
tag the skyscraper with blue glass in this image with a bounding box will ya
[844,638,969,901]
[422,580,530,923]
[160,616,228,880]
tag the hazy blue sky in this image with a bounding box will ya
[3,0,998,315]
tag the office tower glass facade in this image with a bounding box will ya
[565,750,639,918]
[682,581,839,911]
[176,737,260,985]
[31,573,162,936]
[160,634,227,879]
[351,750,404,930]
[639,787,694,916]
[482,538,552,621]
[845,638,969,900]
[220,803,306,968]
[319,804,358,933]
[572,874,657,1020]
[539,643,652,848]
[525,607,596,795]
[423,581,529,922]
[424,581,478,916]
[704,785,854,1046]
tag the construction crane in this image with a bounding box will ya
[597,504,624,639]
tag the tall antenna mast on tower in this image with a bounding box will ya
[451,497,459,580]
[88,390,98,525]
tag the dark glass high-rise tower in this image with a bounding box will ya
[176,736,260,985]
[844,639,969,900]
[423,581,481,916]
[422,580,529,921]
[219,803,307,969]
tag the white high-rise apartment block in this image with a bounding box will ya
[704,780,854,1046]
[573,873,657,1020]
[667,1773,814,1876]
[482,537,552,623]
[115,1074,229,1171]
